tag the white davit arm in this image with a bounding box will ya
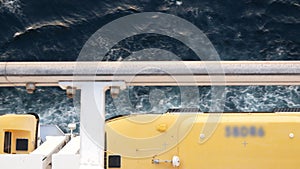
[0,136,69,169]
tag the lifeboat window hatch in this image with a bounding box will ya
[16,138,28,151]
[3,131,12,154]
[108,155,121,168]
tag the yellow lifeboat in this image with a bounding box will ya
[0,113,39,154]
[105,108,300,169]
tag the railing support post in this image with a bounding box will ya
[59,81,126,169]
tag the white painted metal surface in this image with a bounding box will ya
[31,136,69,169]
[0,61,300,86]
[52,137,80,169]
[59,81,126,169]
[55,136,80,155]
[0,136,69,169]
[0,154,46,169]
[52,154,80,169]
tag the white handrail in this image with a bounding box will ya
[1,61,300,86]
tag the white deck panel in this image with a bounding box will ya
[52,137,80,169]
[56,136,80,154]
[31,136,69,169]
[0,154,44,169]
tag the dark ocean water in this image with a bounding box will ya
[0,0,299,132]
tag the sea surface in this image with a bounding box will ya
[0,0,299,132]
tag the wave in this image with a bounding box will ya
[13,21,70,38]
[1,85,299,132]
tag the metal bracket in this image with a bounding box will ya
[59,81,126,169]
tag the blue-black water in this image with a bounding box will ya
[0,0,299,132]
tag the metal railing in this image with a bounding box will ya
[1,61,300,86]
